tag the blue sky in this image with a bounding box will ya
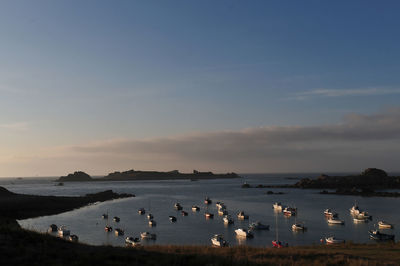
[1,1,400,176]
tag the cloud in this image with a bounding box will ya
[0,122,30,131]
[291,88,400,100]
[65,108,400,173]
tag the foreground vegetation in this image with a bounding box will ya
[0,186,398,265]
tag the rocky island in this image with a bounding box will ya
[56,169,240,182]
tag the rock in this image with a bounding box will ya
[361,168,388,177]
[57,171,92,182]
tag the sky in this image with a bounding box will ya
[1,0,400,177]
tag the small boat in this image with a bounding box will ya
[174,203,183,210]
[192,205,200,211]
[283,207,296,216]
[147,213,153,220]
[181,211,188,216]
[141,231,157,240]
[115,228,124,236]
[47,224,58,233]
[68,235,79,242]
[138,208,145,215]
[58,226,70,237]
[272,240,287,248]
[125,236,141,247]
[272,202,283,211]
[204,197,212,205]
[237,211,249,220]
[169,216,177,222]
[235,228,253,238]
[223,215,234,224]
[218,208,228,216]
[205,212,214,218]
[378,221,393,229]
[292,223,306,231]
[101,213,108,219]
[249,221,269,230]
[349,204,360,215]
[211,234,229,247]
[323,209,338,217]
[113,216,120,222]
[353,217,369,223]
[327,217,345,225]
[216,202,225,209]
[325,236,345,244]
[104,226,113,232]
[357,211,372,220]
[369,230,395,241]
[148,219,156,226]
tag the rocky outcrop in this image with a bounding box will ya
[57,171,92,182]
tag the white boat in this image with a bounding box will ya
[378,221,393,229]
[192,205,200,211]
[273,202,283,211]
[353,217,369,223]
[323,209,338,217]
[292,223,306,231]
[174,203,183,210]
[115,228,124,236]
[249,221,269,230]
[349,204,360,215]
[148,219,156,226]
[47,224,58,233]
[327,217,345,225]
[57,226,70,237]
[104,226,113,232]
[113,216,120,222]
[237,211,249,220]
[235,228,253,238]
[357,211,372,220]
[101,213,108,219]
[223,215,234,224]
[68,235,79,242]
[138,208,145,215]
[216,202,225,209]
[125,236,141,247]
[205,212,214,218]
[218,208,228,216]
[147,213,153,220]
[169,216,177,222]
[283,207,296,216]
[325,236,345,244]
[141,231,157,240]
[211,234,228,247]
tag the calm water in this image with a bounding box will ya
[4,174,400,247]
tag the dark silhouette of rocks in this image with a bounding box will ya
[57,171,92,182]
[294,168,399,190]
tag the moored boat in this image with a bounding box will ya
[283,207,297,216]
[218,208,228,216]
[349,204,360,215]
[235,228,253,238]
[204,197,212,205]
[249,221,269,230]
[211,234,229,247]
[205,212,214,218]
[369,230,395,241]
[273,202,283,211]
[323,209,338,217]
[68,234,79,242]
[327,217,345,225]
[181,210,188,216]
[58,226,70,237]
[169,216,177,222]
[147,213,153,220]
[141,231,157,240]
[148,219,156,226]
[104,226,113,232]
[192,205,200,211]
[174,203,183,210]
[237,211,249,220]
[292,223,306,231]
[115,228,124,236]
[47,224,58,233]
[125,236,141,247]
[113,216,120,222]
[325,236,345,244]
[353,217,369,223]
[272,240,287,248]
[138,208,145,215]
[378,221,393,229]
[223,215,234,224]
[101,213,108,219]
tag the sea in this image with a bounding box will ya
[2,173,400,247]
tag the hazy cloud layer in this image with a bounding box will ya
[292,88,400,100]
[66,108,400,173]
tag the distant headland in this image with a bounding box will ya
[57,169,240,182]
